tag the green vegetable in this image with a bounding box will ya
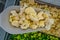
[9,31,60,40]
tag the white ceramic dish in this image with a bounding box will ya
[0,6,45,34]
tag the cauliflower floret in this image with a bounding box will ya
[25,15,30,19]
[19,14,26,22]
[19,3,28,15]
[11,21,19,27]
[29,13,39,22]
[37,12,44,20]
[25,7,36,15]
[38,11,43,16]
[45,18,54,26]
[24,20,30,23]
[9,18,13,23]
[45,25,52,30]
[9,15,19,23]
[28,0,35,5]
[10,10,18,16]
[29,16,39,22]
[45,18,54,30]
[19,20,23,24]
[19,17,26,25]
[20,17,26,21]
[49,19,54,25]
[19,19,30,29]
[44,10,51,17]
[38,21,45,27]
[13,16,20,21]
[30,21,38,29]
[42,13,49,18]
[19,13,25,19]
[45,24,51,30]
[9,15,14,22]
[30,24,38,29]
[22,17,25,20]
[10,15,15,18]
[20,24,29,29]
[20,20,30,29]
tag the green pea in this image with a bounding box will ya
[38,33,41,37]
[24,34,27,37]
[43,39,46,40]
[16,35,21,40]
[21,39,24,40]
[31,36,34,38]
[50,36,53,38]
[55,38,59,40]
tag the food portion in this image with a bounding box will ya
[9,0,60,37]
[9,31,60,40]
[9,6,54,30]
[19,0,60,37]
